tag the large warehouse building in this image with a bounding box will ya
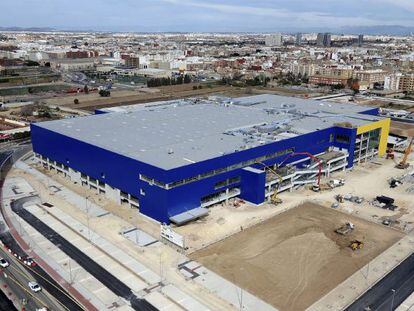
[31,95,390,224]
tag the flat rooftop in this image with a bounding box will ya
[36,94,383,170]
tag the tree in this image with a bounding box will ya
[24,60,39,67]
[184,74,192,84]
[20,105,35,116]
[13,131,30,140]
[99,89,111,97]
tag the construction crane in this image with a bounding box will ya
[396,137,413,169]
[256,162,283,205]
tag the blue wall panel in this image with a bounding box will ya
[360,108,380,116]
[32,123,358,224]
[332,126,357,167]
[31,124,169,222]
[240,168,266,204]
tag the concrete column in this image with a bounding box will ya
[267,185,271,202]
[225,188,229,204]
[365,134,370,163]
[68,168,81,184]
[105,185,121,205]
[358,134,363,164]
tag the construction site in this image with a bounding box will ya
[2,92,414,311]
[190,203,404,311]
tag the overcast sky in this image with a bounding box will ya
[1,0,414,32]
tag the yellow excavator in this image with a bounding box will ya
[349,240,364,251]
[396,137,413,169]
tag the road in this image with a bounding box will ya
[0,198,85,311]
[1,147,85,311]
[346,252,414,311]
[0,245,65,311]
[11,196,158,311]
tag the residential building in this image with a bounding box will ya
[265,33,283,47]
[399,73,414,92]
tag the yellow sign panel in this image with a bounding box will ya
[356,118,390,156]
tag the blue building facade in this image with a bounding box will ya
[31,123,358,224]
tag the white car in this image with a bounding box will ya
[28,281,42,293]
[0,258,9,268]
[24,257,36,267]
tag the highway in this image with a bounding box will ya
[11,196,158,311]
[1,147,85,311]
[346,253,414,311]
[0,245,66,311]
[0,208,85,311]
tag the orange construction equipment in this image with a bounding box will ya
[386,148,395,160]
[396,137,413,169]
[256,161,283,205]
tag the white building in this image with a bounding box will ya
[50,58,96,71]
[290,63,316,77]
[384,73,402,91]
[265,33,283,47]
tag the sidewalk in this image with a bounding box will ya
[16,213,131,310]
[1,176,99,311]
[26,203,209,310]
[398,292,414,311]
[8,163,214,310]
[14,161,108,218]
[13,160,232,310]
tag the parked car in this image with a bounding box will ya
[24,257,36,267]
[0,258,9,268]
[28,281,42,293]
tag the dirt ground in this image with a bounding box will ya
[43,84,248,111]
[190,202,404,311]
[390,121,414,137]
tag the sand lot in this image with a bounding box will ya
[191,203,404,311]
[390,121,414,137]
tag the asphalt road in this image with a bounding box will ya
[346,253,414,311]
[0,175,84,311]
[0,246,65,311]
[11,197,158,311]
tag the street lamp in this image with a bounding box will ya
[85,195,91,241]
[390,289,396,311]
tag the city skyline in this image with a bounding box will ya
[1,0,414,33]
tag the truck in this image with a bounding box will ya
[312,179,345,192]
[329,179,345,188]
[335,222,355,235]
